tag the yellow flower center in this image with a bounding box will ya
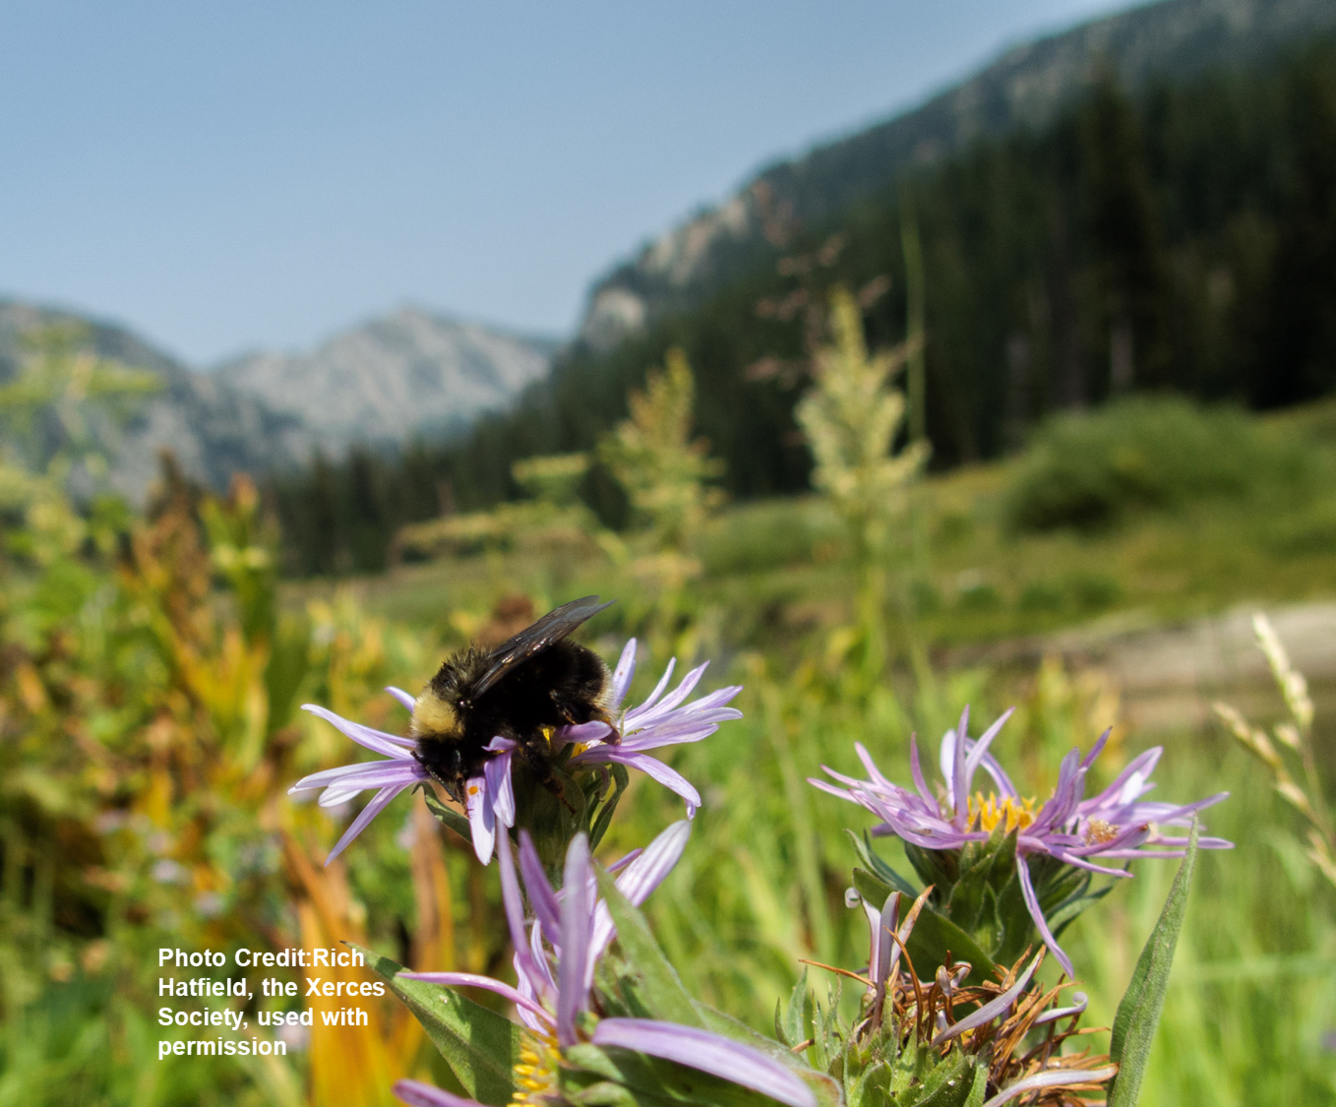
[967,792,1038,834]
[512,1030,561,1104]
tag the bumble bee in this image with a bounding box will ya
[410,595,617,803]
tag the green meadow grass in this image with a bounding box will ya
[333,401,1336,657]
[5,398,1335,1104]
[286,398,1336,1103]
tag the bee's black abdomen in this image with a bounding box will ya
[478,639,610,733]
[411,636,612,802]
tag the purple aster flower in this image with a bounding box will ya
[393,825,816,1107]
[563,638,743,817]
[288,695,517,866]
[845,888,1118,1106]
[289,641,740,867]
[812,706,1231,976]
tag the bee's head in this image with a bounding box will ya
[411,688,463,740]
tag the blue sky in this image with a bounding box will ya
[0,1,1127,365]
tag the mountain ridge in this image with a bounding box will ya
[578,0,1336,349]
[0,299,556,502]
[213,305,557,455]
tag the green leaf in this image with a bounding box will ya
[421,785,473,843]
[961,1062,988,1107]
[852,867,893,907]
[902,908,998,988]
[589,763,630,851]
[776,967,809,1048]
[1107,820,1200,1107]
[353,943,518,1106]
[1044,884,1114,936]
[903,841,958,893]
[847,830,920,897]
[907,1049,981,1107]
[595,865,703,1028]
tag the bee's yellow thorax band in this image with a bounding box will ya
[412,693,459,737]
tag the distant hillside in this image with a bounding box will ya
[0,300,299,503]
[0,302,557,503]
[214,307,557,455]
[279,1,1336,580]
[580,0,1336,349]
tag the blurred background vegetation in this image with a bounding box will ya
[4,18,1336,1107]
[267,33,1336,577]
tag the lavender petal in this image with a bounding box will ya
[291,758,425,795]
[964,707,1015,794]
[483,744,516,827]
[315,762,427,803]
[384,686,418,719]
[325,785,405,865]
[952,705,970,820]
[909,735,934,801]
[572,748,701,816]
[591,1018,817,1107]
[628,658,676,717]
[1032,991,1088,1026]
[1017,858,1073,977]
[559,720,613,747]
[1080,727,1111,771]
[611,638,638,706]
[518,832,562,944]
[301,704,416,759]
[931,953,1040,1046]
[981,1065,1119,1107]
[591,821,692,963]
[635,662,708,721]
[557,834,593,1047]
[400,971,552,1025]
[497,840,535,974]
[393,1078,482,1107]
[465,775,496,865]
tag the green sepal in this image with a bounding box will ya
[945,824,1019,938]
[911,1049,982,1107]
[512,761,590,883]
[903,841,957,893]
[1108,820,1200,1107]
[421,784,473,843]
[588,763,631,852]
[594,865,703,1028]
[352,943,518,1106]
[844,1035,985,1107]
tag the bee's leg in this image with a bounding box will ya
[594,708,621,746]
[518,735,577,813]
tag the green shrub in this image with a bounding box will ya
[1005,398,1314,532]
[958,581,1001,611]
[1070,573,1124,610]
[697,498,840,575]
[1019,581,1065,612]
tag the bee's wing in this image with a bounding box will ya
[474,595,614,697]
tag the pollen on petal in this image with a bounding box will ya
[1084,818,1119,845]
